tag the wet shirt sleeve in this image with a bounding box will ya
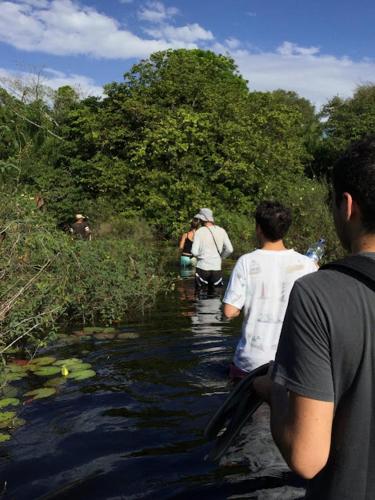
[223,257,247,310]
[272,280,334,402]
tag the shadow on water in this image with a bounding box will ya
[0,271,305,499]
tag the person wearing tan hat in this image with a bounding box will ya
[70,214,92,240]
[191,208,233,292]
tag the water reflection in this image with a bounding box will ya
[0,273,305,499]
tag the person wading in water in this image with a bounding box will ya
[192,208,233,293]
[70,214,92,240]
[179,218,200,267]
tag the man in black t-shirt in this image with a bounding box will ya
[70,214,92,240]
[253,135,375,499]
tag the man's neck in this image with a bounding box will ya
[261,239,287,251]
[351,233,375,254]
[204,222,214,227]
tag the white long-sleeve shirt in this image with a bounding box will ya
[191,225,233,271]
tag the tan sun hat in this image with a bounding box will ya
[75,214,85,220]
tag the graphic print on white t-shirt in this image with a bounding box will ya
[223,249,317,372]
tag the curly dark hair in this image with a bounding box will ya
[333,135,375,232]
[255,201,292,241]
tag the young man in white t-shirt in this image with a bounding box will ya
[223,201,316,379]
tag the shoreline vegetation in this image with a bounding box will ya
[0,194,171,360]
[1,47,372,358]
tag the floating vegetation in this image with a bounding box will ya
[34,366,61,377]
[94,333,116,340]
[0,433,11,442]
[68,363,92,372]
[0,354,97,444]
[117,332,139,340]
[44,377,67,388]
[29,357,56,366]
[0,412,16,427]
[54,358,81,367]
[0,398,20,409]
[83,327,117,334]
[61,366,69,377]
[24,388,57,400]
[67,369,96,381]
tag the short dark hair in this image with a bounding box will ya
[255,201,292,241]
[333,135,375,232]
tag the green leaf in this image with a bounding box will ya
[0,433,11,442]
[24,387,57,399]
[0,398,20,409]
[44,377,67,388]
[67,369,96,380]
[34,366,61,376]
[68,363,92,372]
[54,358,82,366]
[29,357,56,366]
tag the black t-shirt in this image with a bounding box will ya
[71,221,90,239]
[273,253,375,499]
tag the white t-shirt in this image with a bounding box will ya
[191,225,233,271]
[223,249,317,372]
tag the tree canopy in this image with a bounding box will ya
[0,48,372,240]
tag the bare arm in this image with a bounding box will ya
[223,303,241,319]
[254,376,334,479]
[179,233,187,251]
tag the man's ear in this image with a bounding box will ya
[342,192,354,221]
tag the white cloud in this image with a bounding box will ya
[0,0,198,59]
[277,41,320,57]
[220,41,375,109]
[119,0,133,3]
[225,38,241,50]
[145,23,213,43]
[1,2,375,108]
[246,11,256,17]
[0,66,103,98]
[138,1,178,24]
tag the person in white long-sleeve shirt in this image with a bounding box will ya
[191,208,233,292]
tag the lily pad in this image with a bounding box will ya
[29,356,56,366]
[0,411,16,427]
[117,332,140,340]
[82,327,104,334]
[1,386,18,398]
[44,377,67,388]
[7,364,27,373]
[34,366,61,377]
[68,363,92,372]
[54,358,81,367]
[94,333,116,340]
[68,369,96,381]
[10,359,29,366]
[24,387,56,399]
[8,417,25,429]
[0,398,20,409]
[6,372,27,381]
[0,433,11,442]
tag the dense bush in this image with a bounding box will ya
[0,194,169,354]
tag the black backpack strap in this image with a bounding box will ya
[320,255,375,291]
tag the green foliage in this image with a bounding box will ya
[315,84,375,178]
[0,48,356,288]
[0,193,169,353]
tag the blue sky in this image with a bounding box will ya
[1,0,375,108]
